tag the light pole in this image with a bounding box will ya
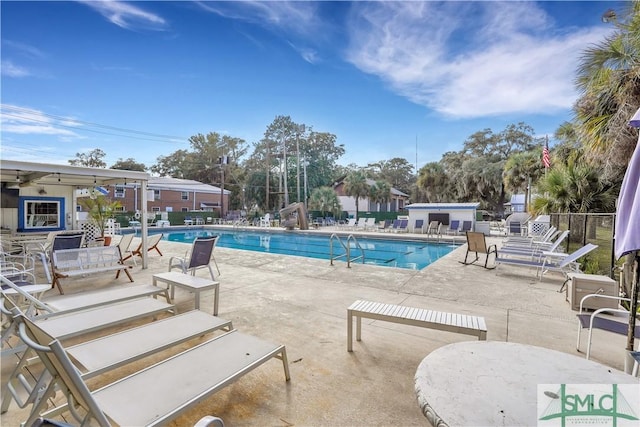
[296,124,304,203]
[265,139,270,212]
[218,156,225,219]
[282,129,289,207]
[303,157,308,209]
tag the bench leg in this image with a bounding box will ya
[347,309,353,352]
[52,274,65,295]
[120,267,134,282]
[478,331,487,340]
[356,315,362,342]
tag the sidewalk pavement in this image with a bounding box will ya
[1,233,629,426]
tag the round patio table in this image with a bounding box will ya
[415,341,639,427]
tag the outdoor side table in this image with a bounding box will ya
[152,271,220,315]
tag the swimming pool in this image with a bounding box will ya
[145,229,457,270]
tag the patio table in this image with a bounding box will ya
[153,271,220,315]
[415,341,638,427]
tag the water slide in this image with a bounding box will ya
[279,203,309,230]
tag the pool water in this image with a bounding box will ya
[150,229,457,270]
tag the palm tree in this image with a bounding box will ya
[343,170,369,220]
[369,180,392,212]
[309,186,341,217]
[417,162,450,202]
[503,149,544,211]
[574,2,640,182]
[531,161,615,214]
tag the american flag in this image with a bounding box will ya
[542,141,550,168]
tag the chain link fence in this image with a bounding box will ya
[549,213,617,279]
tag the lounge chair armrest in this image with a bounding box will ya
[579,294,629,313]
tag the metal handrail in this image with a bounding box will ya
[345,235,365,267]
[329,234,348,265]
[329,234,365,268]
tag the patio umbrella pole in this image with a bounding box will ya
[626,251,639,352]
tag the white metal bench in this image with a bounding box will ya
[347,300,487,351]
[52,245,134,294]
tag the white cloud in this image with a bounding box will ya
[197,1,321,62]
[77,0,167,31]
[1,104,82,138]
[2,40,46,59]
[1,60,31,77]
[344,2,611,119]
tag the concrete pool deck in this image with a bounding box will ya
[1,229,632,426]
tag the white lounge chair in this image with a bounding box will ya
[344,218,357,229]
[502,226,557,246]
[15,313,290,427]
[495,243,598,284]
[259,213,271,227]
[364,218,377,231]
[498,230,569,259]
[426,221,440,236]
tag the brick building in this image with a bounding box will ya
[101,177,231,217]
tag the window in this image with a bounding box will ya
[181,191,189,201]
[181,207,188,212]
[154,189,161,199]
[18,196,65,232]
[151,207,160,212]
[114,186,125,198]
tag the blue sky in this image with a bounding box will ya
[0,1,622,171]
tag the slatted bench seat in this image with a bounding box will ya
[347,300,487,351]
[52,245,134,294]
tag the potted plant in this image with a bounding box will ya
[80,195,122,245]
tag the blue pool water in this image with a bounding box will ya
[144,228,457,270]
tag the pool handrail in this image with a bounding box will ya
[329,234,365,268]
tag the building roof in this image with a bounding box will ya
[332,176,409,198]
[149,177,230,195]
[1,159,149,188]
[405,202,480,210]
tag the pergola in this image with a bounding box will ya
[1,160,153,269]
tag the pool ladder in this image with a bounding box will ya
[329,234,365,268]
